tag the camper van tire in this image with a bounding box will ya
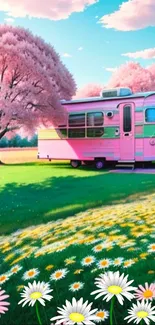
[70,160,81,168]
[94,159,105,170]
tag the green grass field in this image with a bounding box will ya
[0,162,155,325]
[1,161,155,234]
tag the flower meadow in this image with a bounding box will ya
[0,193,154,325]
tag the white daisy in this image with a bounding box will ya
[124,300,155,324]
[10,265,23,274]
[50,297,99,325]
[18,280,53,307]
[91,271,136,305]
[92,243,104,253]
[148,243,155,253]
[113,258,124,266]
[95,309,109,322]
[97,258,112,269]
[81,256,96,266]
[22,268,40,280]
[50,268,68,281]
[123,259,135,268]
[0,274,10,284]
[69,282,84,292]
[56,247,66,252]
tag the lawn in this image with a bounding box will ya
[1,161,155,234]
[0,161,154,325]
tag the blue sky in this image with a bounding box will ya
[0,0,155,89]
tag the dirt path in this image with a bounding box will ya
[0,147,38,163]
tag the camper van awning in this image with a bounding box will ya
[61,91,155,105]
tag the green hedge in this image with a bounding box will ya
[0,134,38,148]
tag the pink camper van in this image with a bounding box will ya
[37,87,155,169]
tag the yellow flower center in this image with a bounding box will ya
[55,272,62,278]
[96,311,105,318]
[30,292,42,299]
[28,271,35,277]
[73,283,80,289]
[95,245,102,251]
[100,260,108,266]
[12,267,18,273]
[124,261,132,266]
[0,275,6,282]
[143,290,153,299]
[136,311,148,318]
[108,285,122,294]
[69,313,85,322]
[85,257,92,263]
[114,260,120,264]
[151,245,155,250]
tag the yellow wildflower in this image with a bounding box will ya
[65,259,76,265]
[127,247,135,252]
[10,253,29,265]
[148,270,155,274]
[45,265,54,271]
[74,269,84,274]
[4,253,15,262]
[17,285,24,292]
[139,253,148,259]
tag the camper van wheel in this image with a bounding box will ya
[95,160,105,170]
[70,160,81,168]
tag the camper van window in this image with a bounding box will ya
[69,114,85,127]
[87,128,104,138]
[123,105,131,132]
[87,112,103,126]
[58,129,67,138]
[145,108,155,122]
[68,128,85,138]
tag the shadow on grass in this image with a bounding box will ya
[2,161,69,167]
[1,163,155,234]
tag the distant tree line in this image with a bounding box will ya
[0,134,38,148]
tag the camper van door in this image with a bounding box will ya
[119,103,135,161]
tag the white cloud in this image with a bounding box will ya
[122,48,155,59]
[78,47,83,51]
[0,0,98,20]
[4,17,15,23]
[104,67,118,72]
[99,0,155,31]
[62,53,72,58]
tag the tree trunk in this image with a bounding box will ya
[0,128,8,140]
[0,128,8,165]
[0,126,19,164]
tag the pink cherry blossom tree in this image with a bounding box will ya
[147,64,155,78]
[108,62,155,93]
[0,25,76,140]
[75,83,104,98]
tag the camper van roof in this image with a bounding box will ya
[61,91,155,105]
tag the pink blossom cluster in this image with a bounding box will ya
[0,25,76,140]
